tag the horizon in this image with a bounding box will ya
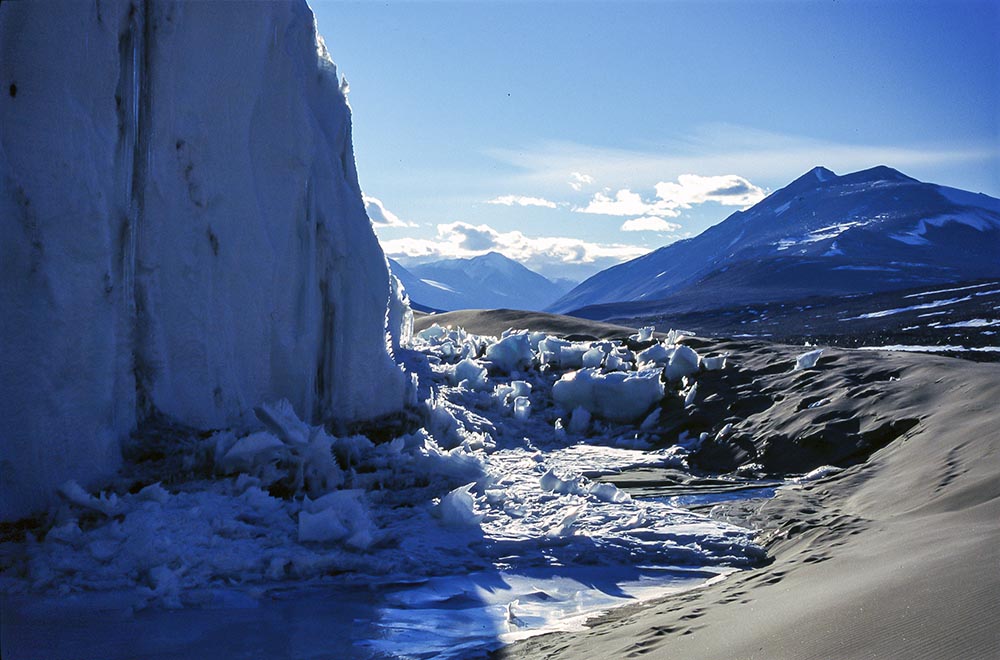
[312,0,1000,281]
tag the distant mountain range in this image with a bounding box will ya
[390,252,575,312]
[548,166,1000,316]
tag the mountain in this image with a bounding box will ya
[387,259,448,313]
[0,2,408,519]
[548,166,1000,315]
[392,252,574,311]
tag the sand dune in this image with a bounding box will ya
[444,309,1000,660]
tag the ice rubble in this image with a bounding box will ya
[553,368,665,422]
[0,1,409,519]
[2,322,763,627]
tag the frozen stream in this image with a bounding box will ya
[1,325,767,659]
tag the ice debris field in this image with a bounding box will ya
[2,324,779,659]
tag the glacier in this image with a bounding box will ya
[0,0,409,520]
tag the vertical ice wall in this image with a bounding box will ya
[0,0,409,520]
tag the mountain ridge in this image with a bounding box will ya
[548,166,1000,315]
[391,252,574,312]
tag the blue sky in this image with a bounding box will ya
[312,0,999,281]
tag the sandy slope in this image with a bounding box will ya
[413,309,639,340]
[449,310,1000,660]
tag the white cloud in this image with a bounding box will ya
[576,189,681,217]
[621,216,683,233]
[486,195,557,209]
[363,195,417,228]
[379,221,649,279]
[655,174,765,208]
[576,173,765,219]
[568,171,594,191]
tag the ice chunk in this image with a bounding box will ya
[255,399,311,446]
[630,326,655,342]
[604,352,626,371]
[547,505,584,537]
[701,354,728,371]
[637,343,672,365]
[57,481,119,516]
[495,380,532,409]
[416,324,448,341]
[588,482,631,503]
[564,344,597,369]
[218,432,285,474]
[553,368,665,423]
[216,405,347,497]
[539,468,583,495]
[513,396,531,421]
[299,489,374,549]
[438,483,484,527]
[537,337,569,366]
[332,434,375,467]
[666,345,700,381]
[485,334,534,373]
[298,433,347,497]
[527,331,548,350]
[298,508,350,543]
[451,358,489,390]
[791,465,843,483]
[795,349,824,370]
[684,383,699,407]
[582,347,605,368]
[661,329,688,346]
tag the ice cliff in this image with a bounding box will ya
[0,1,409,520]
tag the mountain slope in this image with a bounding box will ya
[548,166,1000,314]
[393,252,573,311]
[387,259,448,313]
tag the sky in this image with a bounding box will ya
[311,0,1000,282]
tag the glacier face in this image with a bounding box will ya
[0,0,408,520]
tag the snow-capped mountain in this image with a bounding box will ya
[548,166,1000,315]
[392,252,574,311]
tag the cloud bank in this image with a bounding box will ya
[380,221,649,279]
